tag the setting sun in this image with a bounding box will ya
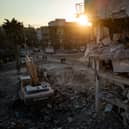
[76,14,92,27]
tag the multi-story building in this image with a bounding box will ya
[38,18,88,49]
[48,19,66,26]
[48,19,65,49]
[40,26,50,47]
[36,28,42,42]
[64,22,88,49]
[48,19,88,49]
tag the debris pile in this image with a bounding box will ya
[0,63,125,129]
[100,80,129,127]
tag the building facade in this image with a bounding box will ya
[48,19,88,49]
[39,18,88,49]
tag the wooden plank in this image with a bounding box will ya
[99,72,129,86]
[112,60,129,73]
[83,66,129,86]
[96,75,100,112]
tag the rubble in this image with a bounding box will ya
[0,58,125,129]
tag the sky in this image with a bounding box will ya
[0,0,83,27]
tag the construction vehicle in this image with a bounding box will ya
[18,56,54,103]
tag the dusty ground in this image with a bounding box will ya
[0,54,126,129]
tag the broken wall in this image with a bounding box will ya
[87,0,129,18]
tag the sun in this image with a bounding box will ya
[76,14,92,26]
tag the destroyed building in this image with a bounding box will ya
[84,0,129,126]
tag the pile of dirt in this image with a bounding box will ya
[0,85,124,129]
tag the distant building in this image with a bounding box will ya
[36,26,50,48]
[36,28,42,41]
[48,19,66,49]
[48,19,66,26]
[40,26,50,45]
[64,22,87,49]
[38,18,88,49]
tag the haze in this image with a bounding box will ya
[0,0,83,27]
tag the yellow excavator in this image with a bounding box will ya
[19,56,54,103]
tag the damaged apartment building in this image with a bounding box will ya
[84,0,129,126]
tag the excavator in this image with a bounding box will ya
[18,55,54,103]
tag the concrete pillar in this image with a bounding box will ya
[94,58,101,113]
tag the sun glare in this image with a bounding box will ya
[76,14,92,27]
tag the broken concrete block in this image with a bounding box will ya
[67,117,73,123]
[104,104,113,112]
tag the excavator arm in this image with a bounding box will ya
[25,56,39,86]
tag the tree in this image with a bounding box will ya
[3,18,24,44]
[2,18,24,72]
[0,27,6,48]
[24,25,38,48]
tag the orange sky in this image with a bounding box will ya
[0,0,83,27]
